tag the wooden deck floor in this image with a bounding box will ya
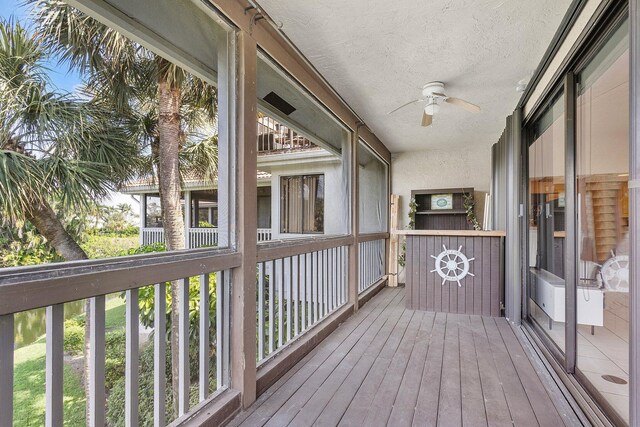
[228,287,580,427]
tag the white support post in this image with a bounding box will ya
[89,296,106,427]
[125,289,139,427]
[154,283,166,427]
[45,304,64,427]
[139,194,146,246]
[184,191,192,249]
[0,314,14,427]
[178,278,190,416]
[199,273,210,401]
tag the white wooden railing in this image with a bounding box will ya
[0,251,238,427]
[189,228,219,248]
[141,227,273,247]
[142,227,165,246]
[358,238,386,293]
[255,240,348,363]
[257,228,272,242]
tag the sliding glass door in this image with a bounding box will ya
[525,15,630,426]
[527,93,567,355]
[575,18,630,424]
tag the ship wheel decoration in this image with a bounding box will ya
[431,244,475,287]
[600,250,629,292]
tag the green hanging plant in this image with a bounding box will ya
[463,192,482,231]
[398,197,417,268]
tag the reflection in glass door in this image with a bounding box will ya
[527,94,566,354]
[576,19,629,424]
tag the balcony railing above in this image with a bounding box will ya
[257,115,319,155]
[141,227,273,248]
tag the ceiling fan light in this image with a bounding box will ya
[424,103,440,115]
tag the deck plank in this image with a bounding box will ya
[234,289,399,427]
[436,313,462,427]
[412,311,448,426]
[494,318,566,427]
[457,315,488,427]
[469,315,513,427]
[294,290,408,426]
[228,288,573,427]
[337,307,416,426]
[482,317,538,427]
[262,294,406,427]
[361,311,424,427]
[386,311,436,427]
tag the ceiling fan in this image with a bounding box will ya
[388,81,481,127]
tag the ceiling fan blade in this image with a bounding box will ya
[421,112,433,127]
[432,92,447,98]
[388,99,423,115]
[445,97,481,113]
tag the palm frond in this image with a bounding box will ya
[0,150,46,223]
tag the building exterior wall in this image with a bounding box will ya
[391,147,491,229]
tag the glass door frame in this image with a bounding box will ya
[521,4,631,425]
[522,82,572,371]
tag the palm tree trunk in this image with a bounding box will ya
[157,64,185,417]
[26,200,87,261]
[26,199,93,424]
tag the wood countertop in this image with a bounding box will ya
[393,229,506,237]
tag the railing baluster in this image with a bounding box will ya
[45,304,63,427]
[328,249,334,312]
[268,261,274,355]
[178,278,190,416]
[300,254,306,332]
[257,263,265,361]
[199,274,210,401]
[307,253,313,326]
[338,247,343,304]
[276,260,283,348]
[126,290,140,427]
[293,256,299,336]
[89,295,106,427]
[154,284,166,427]
[313,251,319,323]
[322,250,328,317]
[216,273,222,389]
[0,314,13,427]
[221,271,230,388]
[286,258,293,346]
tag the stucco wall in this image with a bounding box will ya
[391,147,491,229]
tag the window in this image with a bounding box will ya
[145,195,163,228]
[280,174,324,234]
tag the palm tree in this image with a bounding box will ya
[0,18,138,255]
[0,16,141,423]
[29,1,219,417]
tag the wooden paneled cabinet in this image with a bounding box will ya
[411,187,474,230]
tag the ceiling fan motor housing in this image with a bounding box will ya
[422,81,446,98]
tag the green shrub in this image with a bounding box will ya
[105,330,126,390]
[63,319,85,355]
[106,339,216,426]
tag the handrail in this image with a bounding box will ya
[256,235,353,262]
[0,250,240,315]
[357,232,389,243]
[393,229,506,237]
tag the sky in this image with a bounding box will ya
[1,0,138,209]
[0,0,82,93]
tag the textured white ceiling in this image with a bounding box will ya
[256,0,572,152]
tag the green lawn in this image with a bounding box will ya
[13,296,126,426]
[13,342,86,426]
